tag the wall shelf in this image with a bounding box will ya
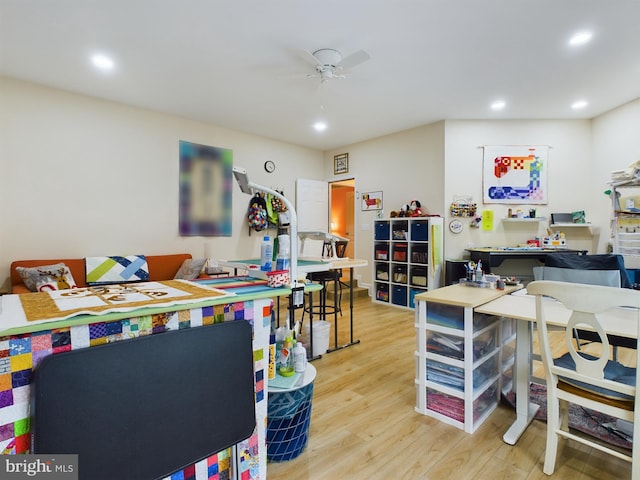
[501,217,546,223]
[549,222,592,228]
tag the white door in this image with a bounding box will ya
[296,178,329,256]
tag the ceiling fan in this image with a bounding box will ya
[300,48,371,83]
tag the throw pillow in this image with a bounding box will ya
[16,263,78,292]
[174,258,207,280]
[85,255,149,285]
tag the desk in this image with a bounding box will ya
[476,292,638,445]
[414,284,522,433]
[219,258,368,355]
[466,248,586,273]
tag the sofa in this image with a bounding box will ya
[10,254,195,294]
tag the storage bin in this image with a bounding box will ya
[410,266,427,286]
[267,379,315,461]
[472,380,498,423]
[427,331,464,360]
[427,359,464,389]
[472,312,499,331]
[411,220,429,241]
[474,353,499,387]
[392,243,408,262]
[473,328,498,360]
[392,264,407,283]
[411,245,428,264]
[392,222,408,240]
[425,302,464,329]
[409,288,425,309]
[375,262,389,281]
[376,283,389,302]
[374,221,390,240]
[374,243,389,261]
[426,388,464,423]
[391,285,407,306]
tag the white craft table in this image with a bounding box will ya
[476,291,638,445]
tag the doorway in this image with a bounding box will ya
[329,179,355,259]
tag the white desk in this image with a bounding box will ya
[476,292,638,445]
[218,258,368,355]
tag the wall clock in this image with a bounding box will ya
[449,219,463,234]
[264,160,276,173]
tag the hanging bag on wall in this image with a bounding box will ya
[247,193,268,232]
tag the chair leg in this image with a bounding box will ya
[559,398,569,431]
[543,388,561,475]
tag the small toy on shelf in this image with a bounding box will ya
[409,200,424,217]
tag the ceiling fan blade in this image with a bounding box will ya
[298,49,321,67]
[337,49,370,69]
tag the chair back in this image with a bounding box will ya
[527,280,640,399]
[322,239,349,258]
[542,253,633,288]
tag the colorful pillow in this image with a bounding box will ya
[174,258,207,280]
[16,263,78,292]
[85,255,149,285]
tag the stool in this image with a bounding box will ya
[303,239,348,320]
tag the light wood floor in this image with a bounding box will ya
[268,295,633,480]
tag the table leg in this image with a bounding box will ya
[503,318,539,445]
[327,267,361,352]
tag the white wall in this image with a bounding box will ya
[591,99,640,253]
[0,77,324,289]
[2,75,638,292]
[443,119,597,262]
[326,110,639,290]
[324,122,445,287]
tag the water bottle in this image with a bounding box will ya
[276,234,290,270]
[260,236,273,271]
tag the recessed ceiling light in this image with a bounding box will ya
[569,31,593,47]
[490,100,506,111]
[313,121,328,132]
[571,100,588,110]
[91,54,115,71]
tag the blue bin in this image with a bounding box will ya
[267,382,315,462]
[374,221,390,240]
[411,220,429,241]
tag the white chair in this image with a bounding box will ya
[527,280,640,477]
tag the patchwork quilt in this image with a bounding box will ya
[18,280,230,322]
[85,255,149,285]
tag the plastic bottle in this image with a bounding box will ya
[279,336,295,377]
[260,236,273,271]
[276,234,290,271]
[293,340,307,373]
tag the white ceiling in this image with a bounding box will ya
[1,0,639,151]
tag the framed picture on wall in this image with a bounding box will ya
[362,191,383,211]
[334,153,349,175]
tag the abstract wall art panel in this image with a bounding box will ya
[179,140,233,236]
